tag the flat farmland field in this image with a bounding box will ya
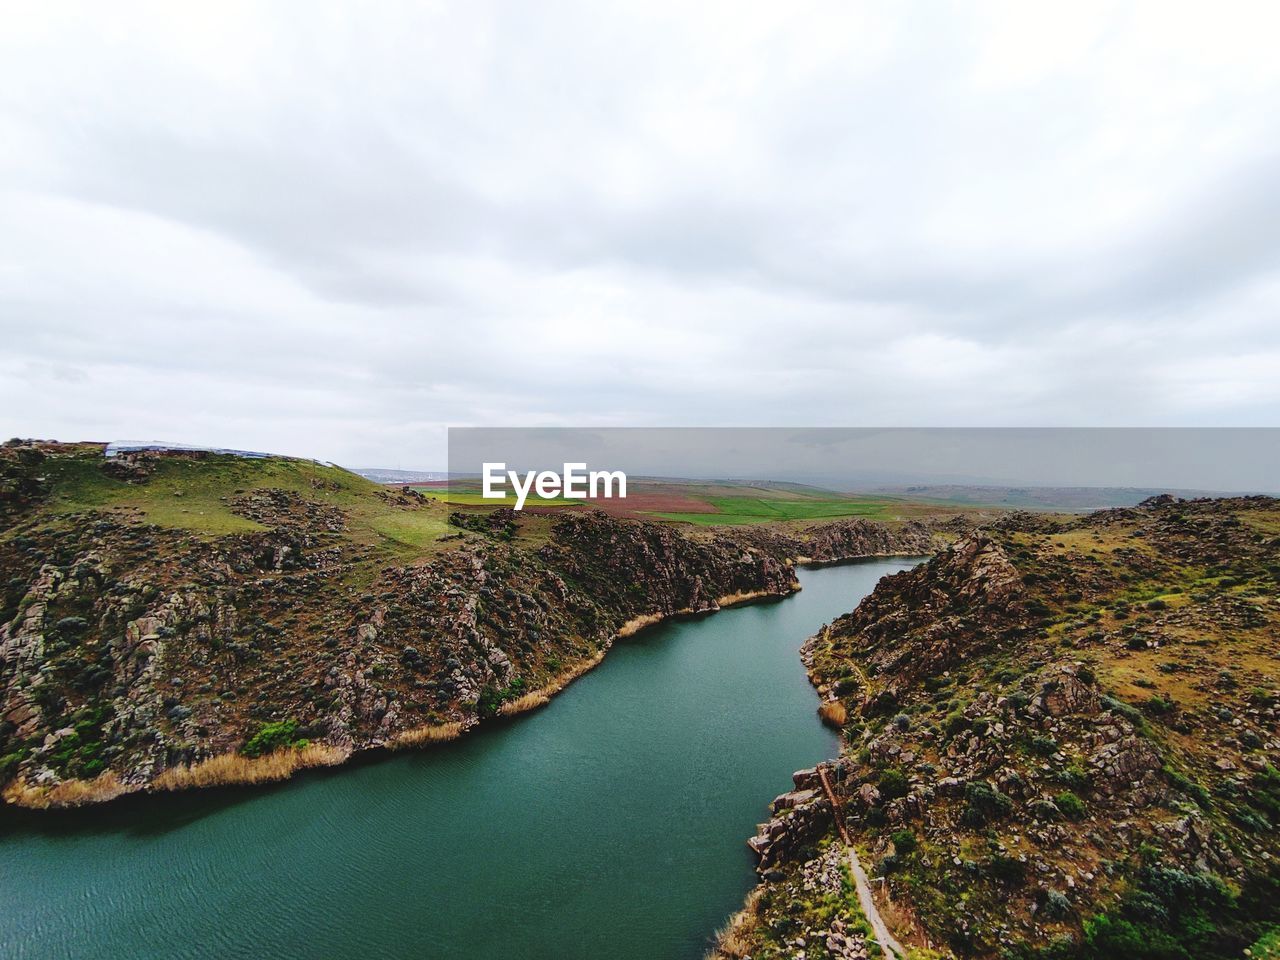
[418,478,975,526]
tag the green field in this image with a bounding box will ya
[416,487,579,508]
[649,494,905,525]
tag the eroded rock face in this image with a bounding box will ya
[0,464,942,804]
[739,495,1280,959]
[803,532,1029,697]
[1036,667,1101,718]
[748,775,833,871]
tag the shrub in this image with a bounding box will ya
[890,829,917,854]
[1041,889,1072,920]
[818,701,849,728]
[1057,763,1091,790]
[1056,791,1086,820]
[0,750,25,781]
[1251,765,1280,823]
[878,768,909,800]
[962,781,1013,826]
[1028,735,1058,757]
[986,853,1027,886]
[1101,695,1144,724]
[1164,767,1211,808]
[241,719,304,758]
[944,710,970,736]
[1079,866,1234,960]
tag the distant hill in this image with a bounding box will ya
[351,467,449,484]
[862,483,1231,511]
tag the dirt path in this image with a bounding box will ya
[816,765,908,959]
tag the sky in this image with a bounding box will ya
[2,1,1279,469]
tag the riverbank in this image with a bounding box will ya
[3,565,862,810]
[708,496,1280,960]
[1,562,913,960]
[3,447,953,810]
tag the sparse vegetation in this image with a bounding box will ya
[752,495,1280,958]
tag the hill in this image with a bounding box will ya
[715,495,1280,959]
[0,440,948,808]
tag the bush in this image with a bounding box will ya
[1028,735,1058,757]
[890,829,917,854]
[1042,889,1072,920]
[944,710,970,737]
[242,719,304,758]
[1056,791,1086,820]
[962,781,1013,826]
[878,768,909,800]
[1057,763,1091,791]
[1077,866,1234,960]
[1101,695,1144,724]
[987,853,1027,886]
[1164,767,1212,808]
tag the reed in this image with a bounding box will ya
[617,611,666,637]
[716,589,773,607]
[498,691,550,715]
[2,770,130,809]
[706,886,763,959]
[152,742,348,792]
[391,720,466,749]
[499,650,607,716]
[818,700,849,728]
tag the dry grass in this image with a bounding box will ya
[3,770,132,809]
[502,650,608,716]
[617,611,667,637]
[717,589,776,607]
[818,700,849,728]
[152,743,349,792]
[498,691,551,715]
[620,588,792,639]
[706,886,763,959]
[390,721,466,749]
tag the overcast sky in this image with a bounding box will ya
[3,1,1279,468]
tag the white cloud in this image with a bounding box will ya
[1,0,1278,466]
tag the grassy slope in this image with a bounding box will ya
[11,449,453,558]
[783,498,1280,959]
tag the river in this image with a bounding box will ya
[0,559,919,960]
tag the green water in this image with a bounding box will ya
[0,560,918,960]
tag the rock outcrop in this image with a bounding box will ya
[725,495,1280,960]
[0,442,944,808]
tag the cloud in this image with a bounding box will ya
[2,0,1279,467]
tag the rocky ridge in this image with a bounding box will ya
[0,442,943,808]
[715,496,1280,960]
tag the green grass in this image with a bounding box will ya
[650,495,904,525]
[417,487,580,508]
[12,451,459,555]
[1250,927,1280,960]
[369,511,453,548]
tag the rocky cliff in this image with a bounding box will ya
[716,496,1280,960]
[0,441,942,808]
